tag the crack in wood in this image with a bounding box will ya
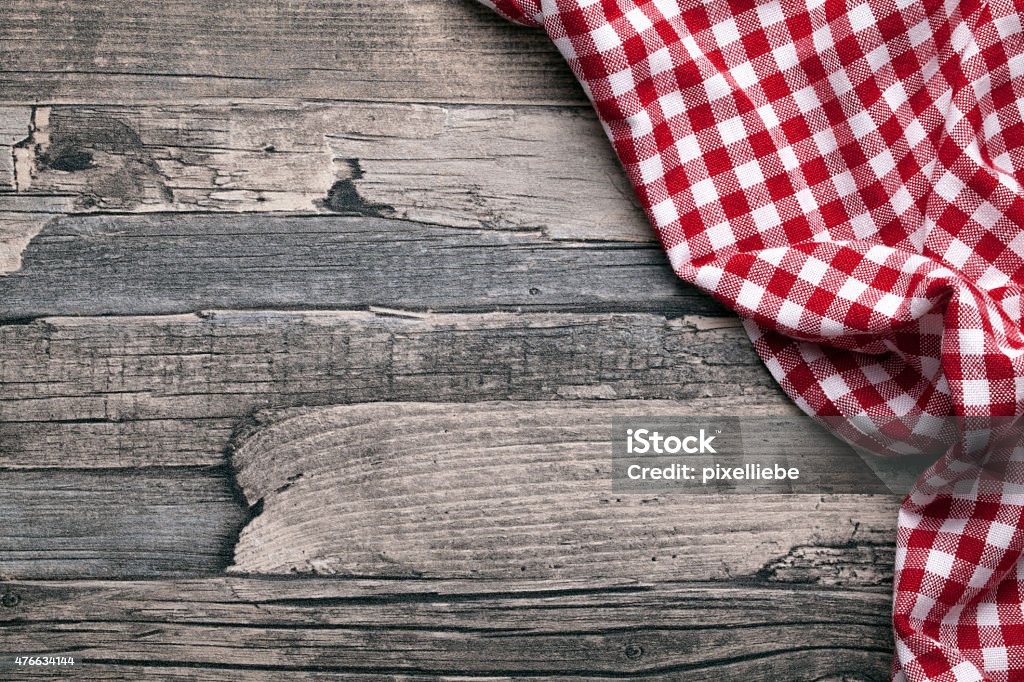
[0,109,60,275]
[756,542,896,588]
[11,107,47,193]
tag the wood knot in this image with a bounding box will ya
[42,149,94,172]
[1,592,21,608]
[624,643,644,660]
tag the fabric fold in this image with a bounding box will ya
[476,1,1024,679]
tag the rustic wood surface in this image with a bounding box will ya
[0,578,893,680]
[1,312,777,469]
[229,401,899,580]
[0,214,720,318]
[0,0,903,677]
[0,468,246,580]
[0,1,583,105]
[10,103,648,240]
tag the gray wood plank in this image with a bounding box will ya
[0,468,246,579]
[1,311,781,468]
[0,1,582,106]
[0,214,718,318]
[229,401,900,581]
[0,578,892,679]
[67,668,890,682]
[17,103,649,241]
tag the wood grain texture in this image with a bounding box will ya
[0,578,893,679]
[228,401,900,581]
[17,103,649,241]
[0,212,53,276]
[0,403,903,584]
[0,214,716,317]
[1,313,906,584]
[0,2,904,675]
[0,106,30,190]
[0,1,582,106]
[0,468,245,579]
[1,311,782,468]
[758,543,897,588]
[41,668,890,682]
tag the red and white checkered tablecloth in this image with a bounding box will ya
[479,1,1024,679]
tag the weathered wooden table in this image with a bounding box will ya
[0,2,898,678]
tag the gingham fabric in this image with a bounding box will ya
[479,0,1024,679]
